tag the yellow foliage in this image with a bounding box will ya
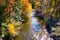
[25,3,32,16]
[52,14,56,17]
[21,0,32,17]
[34,1,40,8]
[51,1,55,6]
[7,23,15,35]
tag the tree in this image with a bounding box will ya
[0,0,22,40]
[21,0,32,17]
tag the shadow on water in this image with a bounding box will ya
[30,10,42,32]
[14,9,53,40]
[14,9,42,40]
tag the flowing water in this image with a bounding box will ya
[14,9,53,40]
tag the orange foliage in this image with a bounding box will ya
[7,5,13,13]
[21,0,32,17]
[10,0,14,6]
[6,0,14,13]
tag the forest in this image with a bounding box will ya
[0,0,60,40]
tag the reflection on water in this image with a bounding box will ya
[30,11,42,32]
[14,9,53,40]
[14,17,31,40]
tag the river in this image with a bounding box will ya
[14,9,53,40]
